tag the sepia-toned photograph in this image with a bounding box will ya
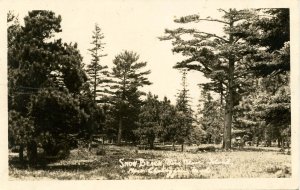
[1,0,299,189]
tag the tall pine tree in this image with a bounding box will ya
[160,9,262,149]
[86,23,110,103]
[110,50,151,145]
[175,70,193,151]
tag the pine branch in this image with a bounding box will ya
[194,31,229,43]
[197,18,230,25]
[174,14,230,25]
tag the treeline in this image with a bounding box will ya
[8,9,290,165]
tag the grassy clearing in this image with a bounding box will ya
[9,145,291,180]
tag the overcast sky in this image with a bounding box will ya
[14,2,228,110]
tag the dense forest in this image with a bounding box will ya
[8,9,290,166]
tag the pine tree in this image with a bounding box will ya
[110,50,152,145]
[60,42,88,95]
[160,9,262,149]
[236,73,290,147]
[236,8,290,147]
[86,23,110,103]
[248,9,290,76]
[8,11,89,163]
[176,69,191,113]
[159,97,177,148]
[134,92,161,149]
[197,88,223,144]
[174,70,193,151]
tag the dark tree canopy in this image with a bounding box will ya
[8,11,91,162]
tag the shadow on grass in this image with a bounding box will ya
[9,155,93,172]
[42,164,93,171]
[9,146,162,173]
[236,146,282,152]
[188,146,283,153]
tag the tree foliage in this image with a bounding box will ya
[236,8,290,147]
[197,89,223,144]
[86,24,111,103]
[8,11,90,163]
[160,9,262,149]
[110,50,152,144]
[174,70,193,151]
[134,93,162,149]
[248,9,290,77]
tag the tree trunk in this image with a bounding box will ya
[149,141,154,150]
[117,118,122,145]
[277,137,281,147]
[222,135,225,148]
[88,120,94,151]
[149,135,155,150]
[27,140,37,166]
[93,46,98,102]
[223,57,234,150]
[281,137,285,149]
[172,141,175,151]
[181,143,184,152]
[19,144,24,163]
[223,19,235,150]
[88,135,93,151]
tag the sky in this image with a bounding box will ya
[14,1,226,110]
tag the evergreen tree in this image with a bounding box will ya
[197,88,223,144]
[248,9,290,76]
[160,9,262,149]
[8,11,63,115]
[237,74,290,147]
[28,89,83,156]
[110,50,151,145]
[86,23,110,103]
[8,11,89,163]
[134,93,162,149]
[8,11,64,163]
[60,42,88,95]
[8,110,34,162]
[174,70,193,151]
[176,69,191,113]
[236,8,290,147]
[159,97,177,148]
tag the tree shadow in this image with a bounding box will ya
[235,147,281,152]
[9,155,94,172]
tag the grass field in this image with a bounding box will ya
[9,145,291,180]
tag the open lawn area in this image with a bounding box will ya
[9,145,291,180]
